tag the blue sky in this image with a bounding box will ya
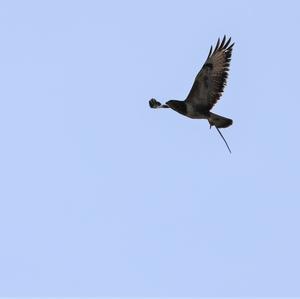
[0,0,300,296]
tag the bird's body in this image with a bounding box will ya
[185,103,210,119]
[149,35,234,152]
[166,100,208,119]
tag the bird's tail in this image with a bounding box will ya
[208,112,233,128]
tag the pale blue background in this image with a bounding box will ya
[0,0,299,296]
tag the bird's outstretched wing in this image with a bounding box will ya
[185,36,234,111]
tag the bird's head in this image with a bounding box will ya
[165,100,187,115]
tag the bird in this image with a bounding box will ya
[149,35,234,153]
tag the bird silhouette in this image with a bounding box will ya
[149,35,234,153]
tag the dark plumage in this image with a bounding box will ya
[149,35,234,153]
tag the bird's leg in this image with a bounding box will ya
[149,98,169,109]
[215,126,232,154]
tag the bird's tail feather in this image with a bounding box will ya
[209,112,233,128]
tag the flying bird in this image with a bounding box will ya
[149,35,234,153]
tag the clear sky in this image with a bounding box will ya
[0,0,300,297]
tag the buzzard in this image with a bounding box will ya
[149,35,234,153]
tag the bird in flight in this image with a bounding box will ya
[149,35,234,153]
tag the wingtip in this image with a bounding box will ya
[207,45,213,59]
[220,35,226,49]
[213,38,221,53]
[228,41,235,50]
